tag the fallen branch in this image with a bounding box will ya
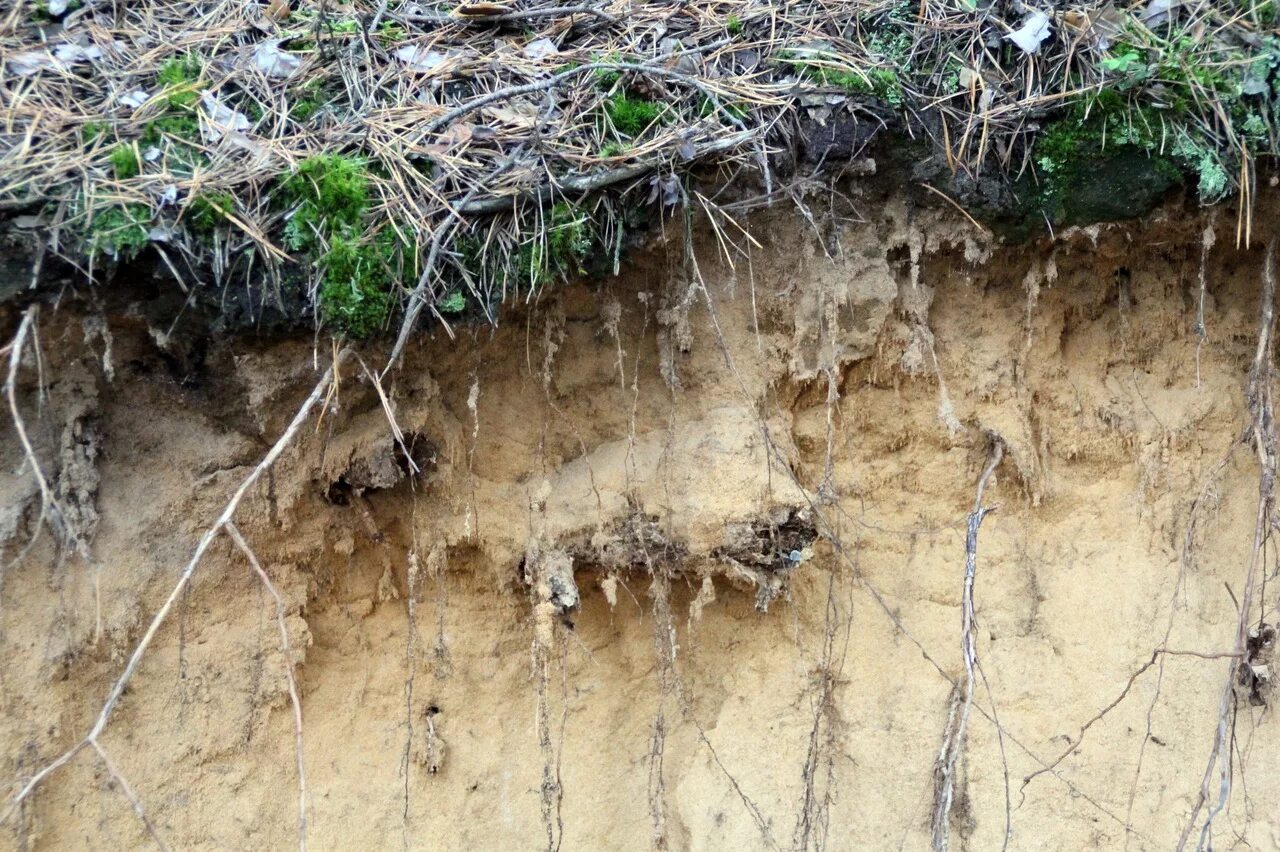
[405,5,620,27]
[457,131,760,216]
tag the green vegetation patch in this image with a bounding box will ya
[157,55,204,109]
[109,145,141,179]
[88,204,151,260]
[186,192,235,232]
[604,93,665,137]
[279,154,411,338]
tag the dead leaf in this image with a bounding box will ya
[1141,0,1178,26]
[438,123,474,147]
[522,38,559,60]
[396,45,448,73]
[483,102,538,128]
[200,92,251,141]
[9,42,105,76]
[1005,10,1051,55]
[265,0,291,21]
[119,89,150,109]
[1087,3,1127,49]
[253,39,301,79]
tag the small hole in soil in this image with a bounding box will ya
[397,432,438,476]
[425,704,440,717]
[324,480,353,506]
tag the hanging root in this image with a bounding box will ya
[931,438,1003,852]
[3,306,89,567]
[225,523,308,852]
[1179,238,1278,851]
[647,564,676,850]
[0,350,347,850]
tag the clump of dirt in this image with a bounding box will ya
[1,189,1280,850]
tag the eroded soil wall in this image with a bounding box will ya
[2,195,1280,850]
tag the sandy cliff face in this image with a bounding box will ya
[1,193,1279,850]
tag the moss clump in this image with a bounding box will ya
[787,58,903,106]
[109,145,141,178]
[605,94,664,137]
[507,202,593,288]
[279,154,408,338]
[282,154,369,253]
[437,290,467,314]
[142,112,201,145]
[458,202,595,297]
[88,204,150,260]
[81,121,107,143]
[376,21,406,44]
[725,14,743,34]
[779,43,906,106]
[157,56,203,109]
[317,233,396,338]
[186,192,235,232]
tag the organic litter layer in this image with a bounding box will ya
[0,0,1276,336]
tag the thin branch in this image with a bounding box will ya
[405,5,620,26]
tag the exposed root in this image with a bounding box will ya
[0,350,348,843]
[91,739,169,852]
[931,438,1002,852]
[3,306,85,568]
[1179,238,1279,851]
[225,522,308,852]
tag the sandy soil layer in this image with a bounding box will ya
[1,191,1279,850]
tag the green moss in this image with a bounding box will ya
[598,141,629,158]
[276,155,408,337]
[326,18,359,34]
[186,192,234,232]
[109,145,140,178]
[377,21,406,44]
[594,54,624,89]
[88,204,150,260]
[317,234,394,338]
[289,80,330,122]
[459,202,595,296]
[1027,96,1186,228]
[157,56,203,109]
[438,290,467,314]
[281,154,369,253]
[783,54,904,106]
[725,14,742,34]
[605,94,664,137]
[511,202,593,288]
[81,121,107,143]
[284,155,368,222]
[144,112,201,143]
